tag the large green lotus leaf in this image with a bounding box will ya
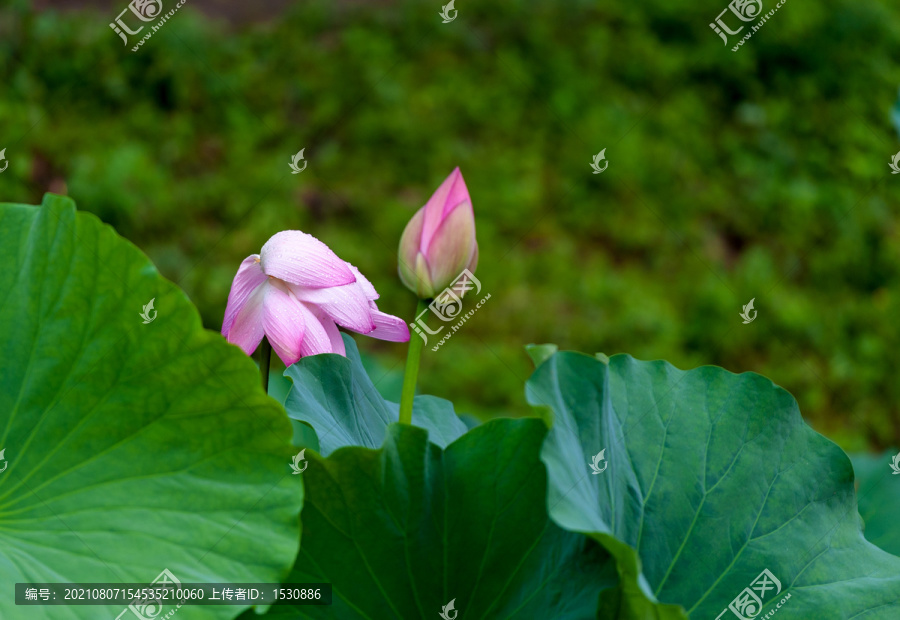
[0,195,302,619]
[283,334,467,454]
[527,349,900,619]
[243,419,618,619]
[851,450,900,556]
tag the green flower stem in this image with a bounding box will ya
[257,336,272,395]
[399,298,429,425]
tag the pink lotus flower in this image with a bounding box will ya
[222,231,410,366]
[398,167,478,298]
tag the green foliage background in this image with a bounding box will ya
[1,0,899,452]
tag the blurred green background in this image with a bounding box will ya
[1,0,899,452]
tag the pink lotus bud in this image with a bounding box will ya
[222,230,409,366]
[398,167,478,298]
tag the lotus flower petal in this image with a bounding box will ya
[290,281,375,334]
[420,167,471,254]
[366,308,411,342]
[291,301,335,358]
[261,282,308,366]
[346,263,379,301]
[301,307,346,357]
[224,280,267,357]
[423,204,477,296]
[398,207,426,289]
[222,255,267,338]
[260,231,355,288]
